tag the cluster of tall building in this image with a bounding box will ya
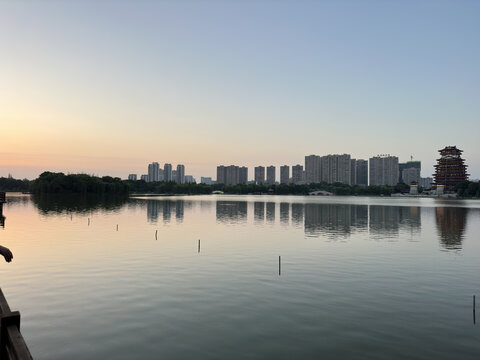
[305,154,368,186]
[215,154,433,187]
[129,162,195,184]
[216,165,248,185]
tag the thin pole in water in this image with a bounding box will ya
[116,224,118,231]
[198,239,200,253]
[155,230,158,240]
[474,295,476,325]
[279,256,281,276]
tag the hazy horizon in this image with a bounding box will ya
[1,1,479,180]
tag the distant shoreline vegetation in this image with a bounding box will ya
[1,172,479,198]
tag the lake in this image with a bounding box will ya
[1,194,480,359]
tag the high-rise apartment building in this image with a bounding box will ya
[225,165,239,185]
[292,165,304,184]
[280,165,290,184]
[266,166,276,185]
[254,166,265,185]
[217,166,226,184]
[140,174,148,181]
[164,163,173,182]
[305,155,322,183]
[402,168,420,185]
[239,167,248,185]
[369,155,399,186]
[355,160,368,186]
[176,164,185,184]
[147,162,160,182]
[217,165,248,185]
[399,161,421,184]
[350,159,357,185]
[128,174,137,181]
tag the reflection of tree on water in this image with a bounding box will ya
[32,194,129,214]
[435,207,468,250]
[216,201,247,223]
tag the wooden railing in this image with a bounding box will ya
[0,289,32,359]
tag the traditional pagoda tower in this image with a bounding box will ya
[433,146,469,191]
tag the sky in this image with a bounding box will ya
[1,0,479,180]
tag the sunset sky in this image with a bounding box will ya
[1,1,479,180]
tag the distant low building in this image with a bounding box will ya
[128,174,137,181]
[420,177,433,189]
[184,175,195,183]
[140,174,148,181]
[200,177,213,185]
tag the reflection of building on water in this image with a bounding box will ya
[291,203,304,226]
[280,203,290,225]
[399,206,421,236]
[266,202,275,223]
[216,201,247,223]
[435,207,467,250]
[369,206,422,239]
[146,199,187,223]
[304,204,368,238]
[163,201,172,222]
[369,205,400,238]
[147,200,161,222]
[254,202,265,222]
[175,200,184,222]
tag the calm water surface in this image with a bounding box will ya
[1,194,480,359]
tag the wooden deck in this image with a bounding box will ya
[0,289,32,359]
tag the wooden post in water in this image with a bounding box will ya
[279,256,281,276]
[116,224,118,231]
[198,239,200,253]
[155,230,158,240]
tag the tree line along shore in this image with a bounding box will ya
[0,172,479,197]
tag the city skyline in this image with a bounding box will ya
[1,1,479,180]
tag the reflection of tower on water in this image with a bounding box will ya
[435,207,467,250]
